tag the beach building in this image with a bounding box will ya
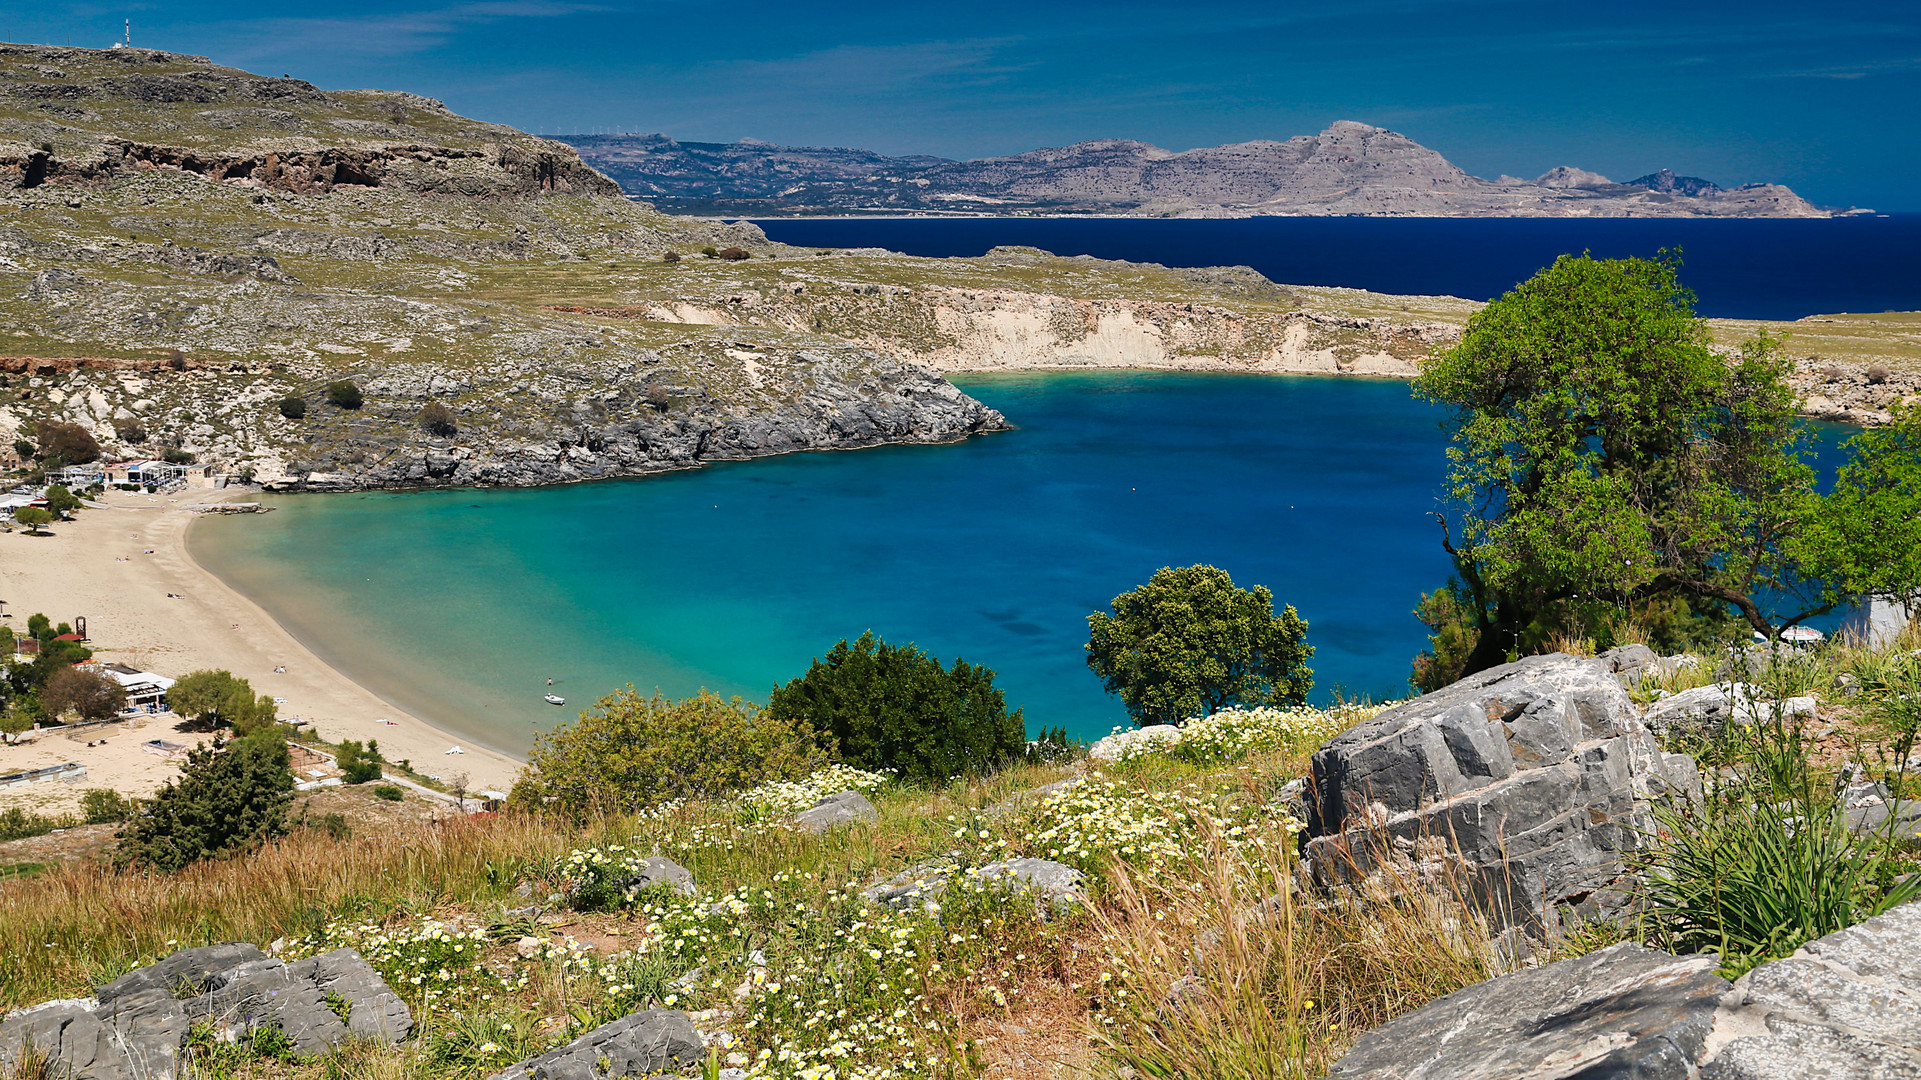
[97,663,175,713]
[0,491,48,520]
[52,465,107,487]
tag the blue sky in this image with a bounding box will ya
[9,2,1918,209]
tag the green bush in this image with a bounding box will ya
[336,739,383,784]
[1087,564,1315,726]
[42,485,80,515]
[11,439,32,460]
[81,788,132,824]
[34,420,99,466]
[117,735,296,871]
[12,506,53,534]
[41,666,126,721]
[0,807,75,842]
[160,447,194,465]
[766,631,1027,783]
[278,396,307,420]
[325,380,363,409]
[511,688,827,815]
[1641,671,1921,977]
[372,783,405,802]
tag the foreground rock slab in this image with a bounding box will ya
[1325,943,1729,1079]
[484,1008,703,1080]
[0,944,410,1080]
[1303,654,1700,936]
[1325,900,1921,1079]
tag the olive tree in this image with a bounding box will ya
[164,669,279,734]
[1086,564,1314,726]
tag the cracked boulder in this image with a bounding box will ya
[1,944,409,1080]
[1302,653,1701,937]
[484,1008,703,1080]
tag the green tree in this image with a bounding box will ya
[767,632,1027,783]
[1796,403,1921,611]
[336,739,383,784]
[116,735,294,871]
[13,507,53,534]
[1413,253,1861,679]
[278,396,307,420]
[42,485,80,515]
[164,669,279,734]
[40,666,126,721]
[1086,564,1314,727]
[511,688,826,815]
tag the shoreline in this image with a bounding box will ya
[0,490,521,816]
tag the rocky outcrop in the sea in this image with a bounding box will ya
[1301,653,1701,938]
[0,943,410,1080]
[1325,899,1921,1079]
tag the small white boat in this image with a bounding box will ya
[543,694,565,706]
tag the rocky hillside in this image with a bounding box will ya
[564,122,1843,218]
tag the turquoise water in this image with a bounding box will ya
[191,372,1464,756]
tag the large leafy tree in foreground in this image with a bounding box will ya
[1087,564,1314,726]
[1414,252,1911,682]
[117,734,294,871]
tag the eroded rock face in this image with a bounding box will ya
[1302,654,1700,936]
[1323,901,1921,1079]
[484,1008,703,1080]
[0,944,409,1080]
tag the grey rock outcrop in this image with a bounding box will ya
[1325,943,1730,1079]
[1325,900,1921,1079]
[862,856,1084,912]
[1644,683,1816,740]
[1,944,408,1080]
[1598,643,1658,684]
[617,856,696,898]
[792,790,878,832]
[484,1008,703,1080]
[1302,654,1700,937]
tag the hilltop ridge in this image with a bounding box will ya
[563,120,1843,218]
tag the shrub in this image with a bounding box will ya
[1087,564,1315,726]
[278,395,307,419]
[0,807,76,842]
[336,739,383,784]
[164,669,279,735]
[325,380,363,409]
[42,485,80,515]
[81,789,132,824]
[33,421,100,467]
[313,812,351,840]
[417,400,457,437]
[116,735,295,871]
[661,251,681,264]
[767,632,1027,784]
[160,446,194,465]
[716,246,750,261]
[11,439,33,460]
[1867,364,1891,384]
[1641,688,1920,977]
[112,418,147,443]
[511,688,827,815]
[40,666,126,721]
[372,783,405,801]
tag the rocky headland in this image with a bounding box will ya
[563,122,1851,218]
[0,44,1912,495]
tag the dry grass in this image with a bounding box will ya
[1088,821,1496,1080]
[0,811,589,1006]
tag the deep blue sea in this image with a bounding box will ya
[754,215,1921,321]
[192,373,1860,757]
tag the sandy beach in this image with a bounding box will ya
[0,489,521,816]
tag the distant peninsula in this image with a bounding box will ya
[560,122,1854,219]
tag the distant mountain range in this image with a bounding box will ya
[561,122,1851,218]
